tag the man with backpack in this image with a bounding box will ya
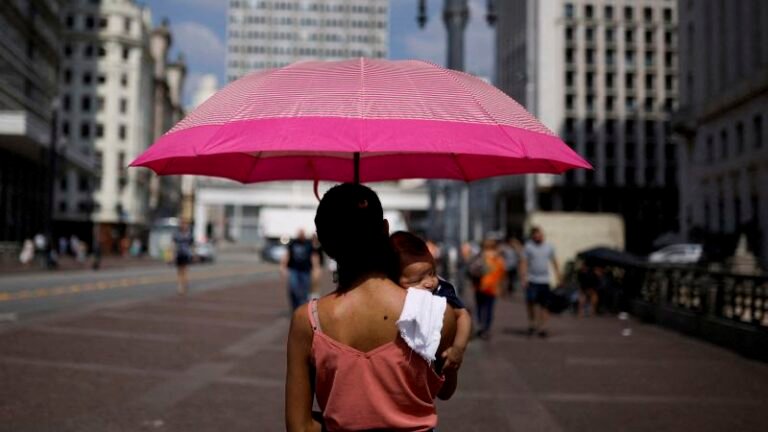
[280,229,320,310]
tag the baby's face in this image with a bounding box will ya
[399,259,438,291]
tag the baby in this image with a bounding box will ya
[390,231,472,371]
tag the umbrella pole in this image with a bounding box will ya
[353,152,360,184]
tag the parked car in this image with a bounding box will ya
[194,242,216,263]
[648,244,703,264]
[261,241,287,264]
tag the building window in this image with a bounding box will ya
[81,96,91,111]
[606,28,615,42]
[565,26,574,41]
[626,97,636,112]
[62,121,70,136]
[564,3,574,18]
[720,128,729,158]
[78,175,89,192]
[63,69,72,84]
[66,15,75,29]
[645,29,654,45]
[606,96,615,111]
[586,72,595,89]
[606,119,616,135]
[97,96,105,111]
[606,73,615,88]
[665,51,674,67]
[586,26,595,42]
[62,94,71,111]
[122,47,130,61]
[625,29,633,44]
[586,95,595,112]
[59,176,67,191]
[736,122,744,154]
[82,72,92,84]
[99,16,108,29]
[664,8,673,23]
[119,124,127,140]
[605,5,614,20]
[585,4,594,19]
[119,98,128,114]
[565,48,574,64]
[665,74,674,91]
[58,202,67,213]
[81,122,91,138]
[626,73,635,88]
[645,97,655,112]
[566,95,575,110]
[645,73,655,88]
[85,15,95,29]
[643,7,653,22]
[586,49,595,64]
[98,74,106,84]
[665,30,674,45]
[606,49,615,65]
[120,73,128,87]
[755,115,763,149]
[664,98,675,112]
[706,135,714,162]
[98,45,106,57]
[624,6,634,21]
[566,71,575,87]
[84,44,94,57]
[96,123,104,138]
[64,43,73,57]
[124,17,132,33]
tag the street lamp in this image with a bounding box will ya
[417,0,496,248]
[46,97,61,268]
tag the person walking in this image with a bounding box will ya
[500,236,522,297]
[173,222,194,296]
[520,226,561,338]
[472,238,506,340]
[285,183,458,432]
[280,229,318,311]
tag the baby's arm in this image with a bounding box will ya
[442,307,471,371]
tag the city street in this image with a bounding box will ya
[2,254,768,431]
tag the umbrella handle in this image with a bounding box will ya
[353,152,360,184]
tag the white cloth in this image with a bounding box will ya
[396,288,446,363]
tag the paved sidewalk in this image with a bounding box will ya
[1,273,767,431]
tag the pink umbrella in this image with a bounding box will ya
[131,58,590,183]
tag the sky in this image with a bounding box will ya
[141,0,495,107]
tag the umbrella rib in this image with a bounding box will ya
[452,153,470,183]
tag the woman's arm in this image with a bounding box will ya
[285,305,322,432]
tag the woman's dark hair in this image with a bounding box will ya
[315,183,394,289]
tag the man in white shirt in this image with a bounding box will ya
[520,227,561,338]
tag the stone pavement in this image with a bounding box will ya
[1,271,768,431]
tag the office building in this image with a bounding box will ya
[495,0,679,252]
[226,0,388,81]
[676,0,768,267]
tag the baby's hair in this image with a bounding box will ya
[390,231,433,262]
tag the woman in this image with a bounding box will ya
[286,183,458,432]
[472,238,506,340]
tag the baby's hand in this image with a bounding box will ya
[441,345,465,371]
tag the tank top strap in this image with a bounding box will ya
[307,298,322,333]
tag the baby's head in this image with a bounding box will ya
[390,231,438,291]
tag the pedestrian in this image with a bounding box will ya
[286,183,458,431]
[19,239,34,265]
[173,222,194,296]
[577,261,600,317]
[520,226,562,338]
[471,238,506,339]
[33,233,47,268]
[280,229,318,310]
[58,236,69,257]
[500,236,522,297]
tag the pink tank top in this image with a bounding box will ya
[308,299,444,431]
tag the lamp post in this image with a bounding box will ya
[418,0,496,249]
[46,98,61,269]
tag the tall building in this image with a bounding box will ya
[60,0,185,253]
[495,0,679,253]
[0,0,87,252]
[226,0,388,81]
[196,0,394,248]
[676,0,768,267]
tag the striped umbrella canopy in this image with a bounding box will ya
[131,58,590,183]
